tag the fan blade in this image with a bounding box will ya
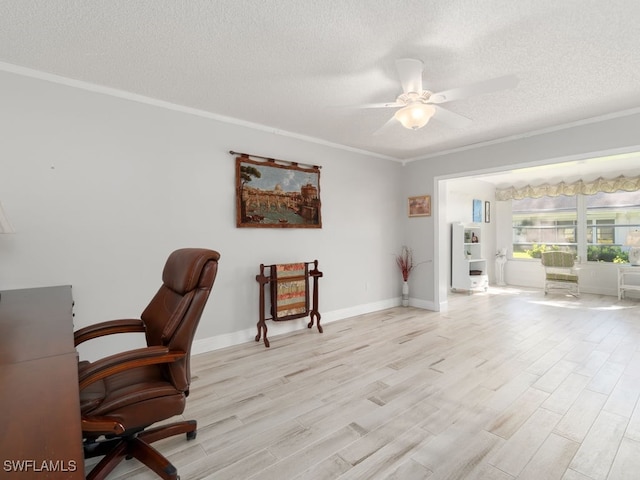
[429,74,519,104]
[395,58,424,94]
[358,102,404,109]
[432,105,473,129]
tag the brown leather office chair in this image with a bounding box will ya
[74,248,221,480]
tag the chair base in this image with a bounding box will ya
[84,420,197,480]
[544,281,579,297]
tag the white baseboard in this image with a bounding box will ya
[192,297,421,355]
[410,297,439,310]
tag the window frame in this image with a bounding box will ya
[511,191,640,264]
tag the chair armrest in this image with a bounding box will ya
[74,318,146,346]
[78,346,186,390]
[81,417,126,436]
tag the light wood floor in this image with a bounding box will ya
[93,287,640,480]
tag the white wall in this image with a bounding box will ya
[402,109,640,309]
[442,178,496,289]
[0,70,404,360]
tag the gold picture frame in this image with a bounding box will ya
[408,195,431,217]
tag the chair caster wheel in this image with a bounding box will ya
[187,430,197,440]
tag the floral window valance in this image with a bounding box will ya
[495,175,640,201]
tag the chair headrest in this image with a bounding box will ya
[541,251,574,267]
[162,248,221,294]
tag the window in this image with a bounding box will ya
[512,190,640,262]
[588,219,614,245]
[512,195,577,258]
[585,190,640,262]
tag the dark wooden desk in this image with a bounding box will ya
[0,286,84,479]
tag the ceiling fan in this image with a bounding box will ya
[362,58,519,132]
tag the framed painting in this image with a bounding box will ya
[408,195,431,217]
[472,199,482,223]
[236,156,322,228]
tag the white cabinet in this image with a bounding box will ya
[618,265,640,300]
[451,223,488,293]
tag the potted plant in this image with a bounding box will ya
[395,246,425,306]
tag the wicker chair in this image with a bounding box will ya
[541,251,579,297]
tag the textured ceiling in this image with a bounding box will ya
[0,0,639,162]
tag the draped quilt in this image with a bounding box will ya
[272,263,309,320]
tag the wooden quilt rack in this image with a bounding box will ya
[255,260,323,348]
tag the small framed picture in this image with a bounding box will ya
[408,195,431,217]
[472,199,482,222]
[484,201,491,223]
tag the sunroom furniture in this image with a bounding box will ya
[541,251,579,297]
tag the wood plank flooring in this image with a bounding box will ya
[90,287,640,479]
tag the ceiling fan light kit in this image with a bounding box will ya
[360,58,518,133]
[394,103,435,130]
